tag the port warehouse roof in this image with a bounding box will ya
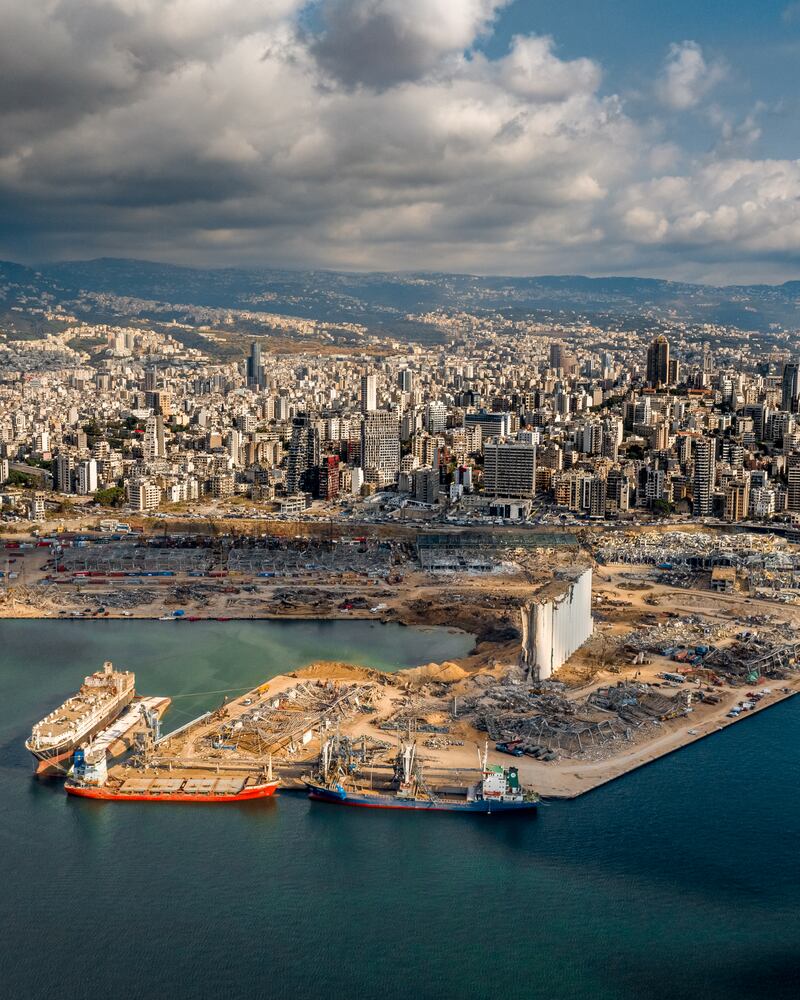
[417,531,578,569]
[417,531,578,552]
[56,538,392,575]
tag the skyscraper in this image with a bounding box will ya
[646,335,670,388]
[247,342,263,387]
[788,453,800,514]
[286,413,320,494]
[360,410,400,486]
[425,401,447,434]
[693,436,716,517]
[54,453,74,493]
[412,466,439,505]
[549,342,564,370]
[781,361,799,413]
[483,440,537,498]
[76,459,98,496]
[360,374,377,414]
[397,369,413,392]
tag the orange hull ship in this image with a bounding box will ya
[65,778,279,803]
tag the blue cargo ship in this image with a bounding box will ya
[304,739,539,814]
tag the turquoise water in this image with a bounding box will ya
[1,621,798,1000]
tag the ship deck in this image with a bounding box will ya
[29,672,135,744]
[90,697,171,757]
[115,775,249,795]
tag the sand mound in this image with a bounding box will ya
[292,661,378,681]
[401,660,468,684]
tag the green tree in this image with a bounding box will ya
[93,486,126,508]
[7,471,35,488]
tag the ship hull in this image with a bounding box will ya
[305,782,538,813]
[65,780,279,803]
[27,689,136,777]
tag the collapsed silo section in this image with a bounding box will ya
[520,568,594,681]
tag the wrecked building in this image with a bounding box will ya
[519,568,594,681]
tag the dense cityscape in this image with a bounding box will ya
[2,308,799,531]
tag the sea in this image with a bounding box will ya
[1,619,798,1000]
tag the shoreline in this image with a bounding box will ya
[13,612,799,800]
[540,678,800,799]
[11,560,800,801]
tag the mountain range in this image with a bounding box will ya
[1,257,798,339]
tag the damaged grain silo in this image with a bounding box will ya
[519,568,594,681]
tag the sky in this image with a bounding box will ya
[0,0,799,283]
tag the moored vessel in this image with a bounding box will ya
[65,770,279,803]
[25,661,135,776]
[305,737,539,814]
[64,704,279,802]
[88,696,172,761]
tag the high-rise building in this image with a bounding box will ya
[286,414,321,494]
[483,440,537,498]
[549,342,565,370]
[693,437,716,517]
[76,459,98,496]
[646,335,670,388]
[53,453,74,493]
[425,401,448,434]
[606,468,630,512]
[211,473,235,499]
[588,476,607,518]
[723,478,750,522]
[465,411,512,440]
[412,466,439,505]
[398,369,414,392]
[127,479,160,511]
[781,362,799,413]
[360,410,400,485]
[144,367,157,392]
[247,342,264,388]
[360,374,377,414]
[788,453,800,514]
[147,389,172,417]
[143,416,165,461]
[316,456,340,500]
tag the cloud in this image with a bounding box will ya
[656,41,727,111]
[0,1,798,282]
[619,159,800,256]
[707,103,764,152]
[310,0,508,88]
[498,35,601,101]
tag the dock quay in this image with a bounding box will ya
[89,662,800,803]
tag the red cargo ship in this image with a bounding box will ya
[65,775,279,803]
